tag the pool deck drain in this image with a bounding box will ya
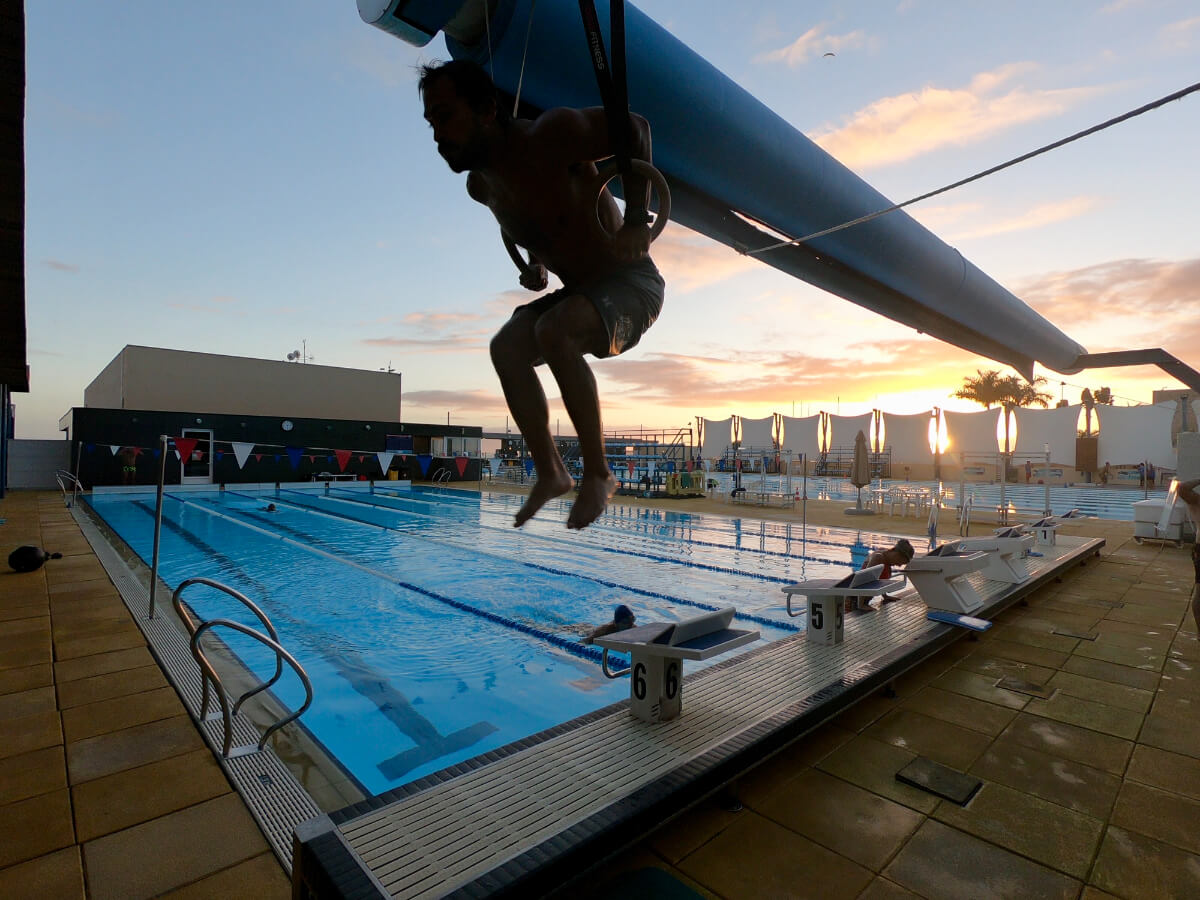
[3,487,1198,900]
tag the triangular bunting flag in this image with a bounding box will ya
[358,455,366,463]
[132,447,144,458]
[232,442,254,469]
[173,438,198,462]
[454,456,468,476]
[109,445,120,455]
[215,451,223,461]
[85,443,95,453]
[525,458,536,476]
[334,449,352,472]
[376,451,395,474]
[488,457,501,475]
[285,447,304,469]
[417,453,433,476]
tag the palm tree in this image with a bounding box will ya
[1003,374,1052,409]
[954,369,1009,409]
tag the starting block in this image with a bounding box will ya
[781,565,906,646]
[905,542,990,614]
[592,607,758,722]
[955,530,1034,584]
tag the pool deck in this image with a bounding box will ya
[2,486,1199,898]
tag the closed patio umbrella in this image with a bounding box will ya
[846,430,874,515]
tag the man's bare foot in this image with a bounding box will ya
[567,471,618,530]
[514,470,574,527]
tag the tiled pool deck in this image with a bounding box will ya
[2,488,1198,898]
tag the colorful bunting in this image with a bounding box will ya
[334,449,352,472]
[173,438,198,462]
[525,458,536,476]
[231,442,255,469]
[375,451,395,474]
[454,456,468,476]
[417,453,433,476]
[109,445,120,455]
[285,447,304,469]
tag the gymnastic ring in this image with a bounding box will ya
[592,157,671,243]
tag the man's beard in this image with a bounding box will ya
[439,135,488,173]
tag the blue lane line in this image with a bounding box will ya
[258,490,799,632]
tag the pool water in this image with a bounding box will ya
[87,483,910,796]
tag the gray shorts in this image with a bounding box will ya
[514,257,664,358]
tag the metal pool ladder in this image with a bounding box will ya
[171,577,313,759]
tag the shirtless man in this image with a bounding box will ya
[1177,477,1200,636]
[419,60,664,530]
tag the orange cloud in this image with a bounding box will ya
[812,64,1107,169]
[948,195,1100,241]
[649,225,759,293]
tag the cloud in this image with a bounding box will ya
[1161,16,1200,49]
[360,333,490,353]
[811,64,1107,169]
[402,389,509,416]
[1013,257,1200,349]
[755,25,868,66]
[43,259,79,273]
[401,311,490,329]
[947,195,1100,241]
[344,36,417,88]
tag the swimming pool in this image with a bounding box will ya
[705,473,1165,520]
[85,483,908,797]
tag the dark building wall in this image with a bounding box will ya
[61,407,482,487]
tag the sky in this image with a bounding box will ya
[19,0,1200,440]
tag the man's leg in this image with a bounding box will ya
[533,294,617,529]
[491,311,574,527]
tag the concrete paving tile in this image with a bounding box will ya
[864,709,993,771]
[933,780,1103,879]
[1093,618,1177,639]
[856,878,923,900]
[828,691,901,733]
[0,708,62,759]
[1073,638,1165,671]
[0,601,48,622]
[57,664,167,709]
[0,614,51,641]
[969,734,1121,819]
[739,723,855,809]
[1159,656,1200,695]
[1139,716,1200,761]
[0,641,52,670]
[72,748,233,843]
[1090,826,1200,900]
[53,629,147,661]
[0,684,56,720]
[1062,654,1161,691]
[983,623,1079,652]
[1023,691,1144,740]
[648,795,742,864]
[1126,744,1200,802]
[957,649,1058,686]
[0,788,75,868]
[0,846,85,900]
[931,668,1030,710]
[1091,628,1174,655]
[1103,605,1184,629]
[883,819,1080,900]
[1110,781,1200,857]
[998,712,1132,775]
[67,715,204,784]
[815,735,938,814]
[47,579,119,598]
[54,645,155,683]
[154,851,290,899]
[52,616,141,643]
[0,744,67,804]
[0,661,52,695]
[1046,669,1154,713]
[676,810,872,900]
[899,686,1018,737]
[1079,887,1124,900]
[578,852,719,900]
[756,769,924,872]
[82,792,271,900]
[977,638,1070,669]
[63,685,186,742]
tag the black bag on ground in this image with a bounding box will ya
[7,546,62,573]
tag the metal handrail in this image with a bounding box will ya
[958,493,973,536]
[172,578,284,716]
[189,618,314,758]
[55,469,83,508]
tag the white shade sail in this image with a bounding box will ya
[882,411,934,465]
[1097,403,1178,469]
[944,408,1002,456]
[739,415,776,451]
[1014,404,1082,463]
[700,416,734,459]
[826,413,874,450]
[778,414,822,459]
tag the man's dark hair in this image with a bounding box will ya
[418,60,510,123]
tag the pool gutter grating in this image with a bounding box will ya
[72,505,322,874]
